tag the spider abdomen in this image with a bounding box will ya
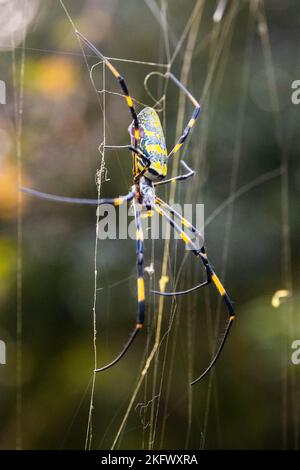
[129,107,167,181]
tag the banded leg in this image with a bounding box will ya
[95,199,145,372]
[76,31,140,175]
[155,195,200,235]
[166,72,201,158]
[155,195,203,245]
[153,196,205,295]
[20,186,136,206]
[153,202,235,384]
[134,199,146,327]
[154,161,195,187]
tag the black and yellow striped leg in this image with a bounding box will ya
[156,195,203,250]
[152,197,206,296]
[153,203,235,384]
[20,186,136,206]
[75,31,140,175]
[154,161,195,187]
[133,199,146,328]
[190,247,235,385]
[95,199,145,373]
[166,72,201,158]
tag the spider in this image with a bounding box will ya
[21,30,235,385]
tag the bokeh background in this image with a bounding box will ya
[0,0,300,450]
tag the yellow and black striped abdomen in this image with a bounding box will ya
[129,107,167,181]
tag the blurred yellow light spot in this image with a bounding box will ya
[33,57,77,98]
[0,162,18,219]
[0,159,29,219]
[271,290,291,308]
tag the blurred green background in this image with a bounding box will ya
[0,0,300,450]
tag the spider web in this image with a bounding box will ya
[9,0,299,450]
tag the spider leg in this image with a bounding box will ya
[95,198,145,372]
[155,195,204,254]
[153,202,235,384]
[75,30,140,176]
[152,279,210,297]
[94,327,140,372]
[134,199,146,327]
[166,72,201,159]
[20,186,136,206]
[20,146,150,206]
[21,34,145,208]
[154,161,195,187]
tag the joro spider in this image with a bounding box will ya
[21,30,235,385]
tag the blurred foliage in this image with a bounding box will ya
[0,0,300,450]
